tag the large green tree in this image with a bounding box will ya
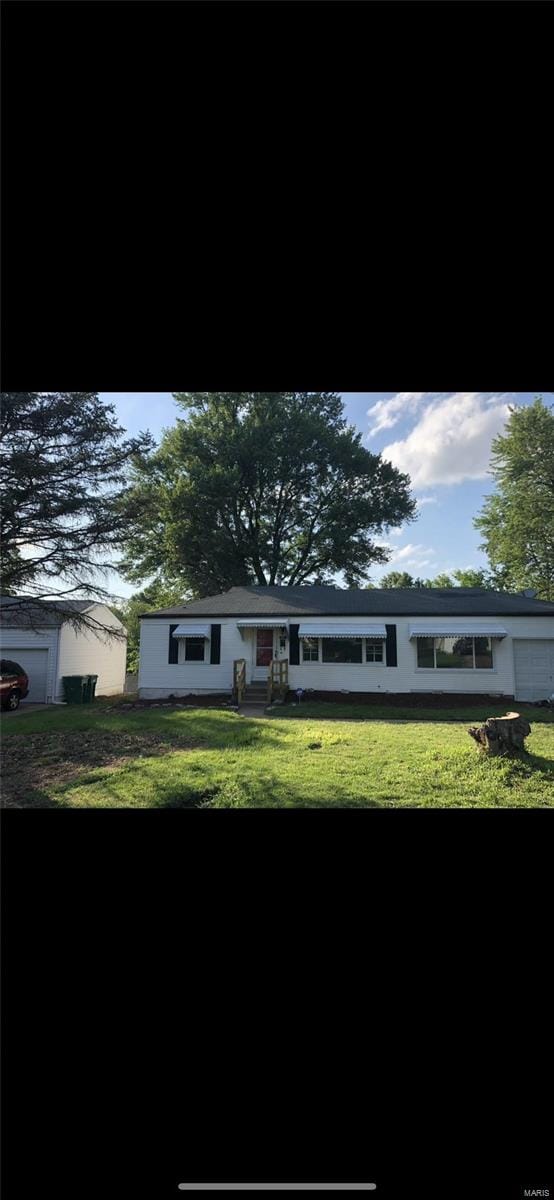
[474,397,554,600]
[121,392,417,595]
[0,392,153,627]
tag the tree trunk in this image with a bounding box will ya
[468,712,531,756]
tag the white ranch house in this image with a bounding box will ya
[138,586,554,704]
[0,599,127,704]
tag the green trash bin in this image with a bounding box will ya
[83,674,98,703]
[62,676,88,704]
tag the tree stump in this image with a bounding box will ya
[468,712,531,756]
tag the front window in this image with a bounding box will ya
[184,637,205,662]
[322,638,363,664]
[365,641,384,663]
[435,636,475,669]
[416,638,435,668]
[474,637,494,669]
[300,637,386,663]
[302,637,319,663]
[417,636,493,670]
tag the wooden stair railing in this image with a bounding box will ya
[233,658,246,704]
[267,658,289,705]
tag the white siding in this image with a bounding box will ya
[290,614,554,696]
[139,618,248,697]
[0,626,59,702]
[55,605,127,700]
[138,612,554,699]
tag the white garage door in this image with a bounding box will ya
[513,639,554,702]
[5,649,49,703]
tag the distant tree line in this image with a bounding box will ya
[376,568,491,589]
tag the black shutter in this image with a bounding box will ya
[385,624,397,667]
[289,623,300,665]
[210,624,221,664]
[168,624,179,664]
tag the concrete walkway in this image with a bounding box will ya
[238,704,269,718]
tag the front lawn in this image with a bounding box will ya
[2,703,553,808]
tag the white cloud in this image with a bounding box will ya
[367,392,446,437]
[388,542,437,569]
[381,392,513,487]
[437,563,484,576]
[416,495,438,507]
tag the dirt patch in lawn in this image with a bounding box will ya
[1,730,201,808]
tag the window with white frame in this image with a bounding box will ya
[365,640,384,663]
[300,637,386,664]
[301,637,319,663]
[416,636,493,670]
[179,636,206,663]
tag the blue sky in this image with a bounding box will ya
[100,391,548,599]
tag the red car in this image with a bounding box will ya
[0,659,30,710]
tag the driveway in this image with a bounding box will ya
[2,703,49,717]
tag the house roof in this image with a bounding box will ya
[140,585,554,619]
[0,597,96,628]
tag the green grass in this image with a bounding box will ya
[2,701,553,808]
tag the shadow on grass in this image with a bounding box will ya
[11,761,386,809]
[509,748,554,780]
[1,707,286,749]
[1,788,62,810]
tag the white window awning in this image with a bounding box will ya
[409,624,508,639]
[236,619,289,630]
[171,624,211,638]
[298,622,387,639]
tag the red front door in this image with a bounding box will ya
[256,629,273,667]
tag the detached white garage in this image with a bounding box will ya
[0,598,127,704]
[513,639,554,702]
